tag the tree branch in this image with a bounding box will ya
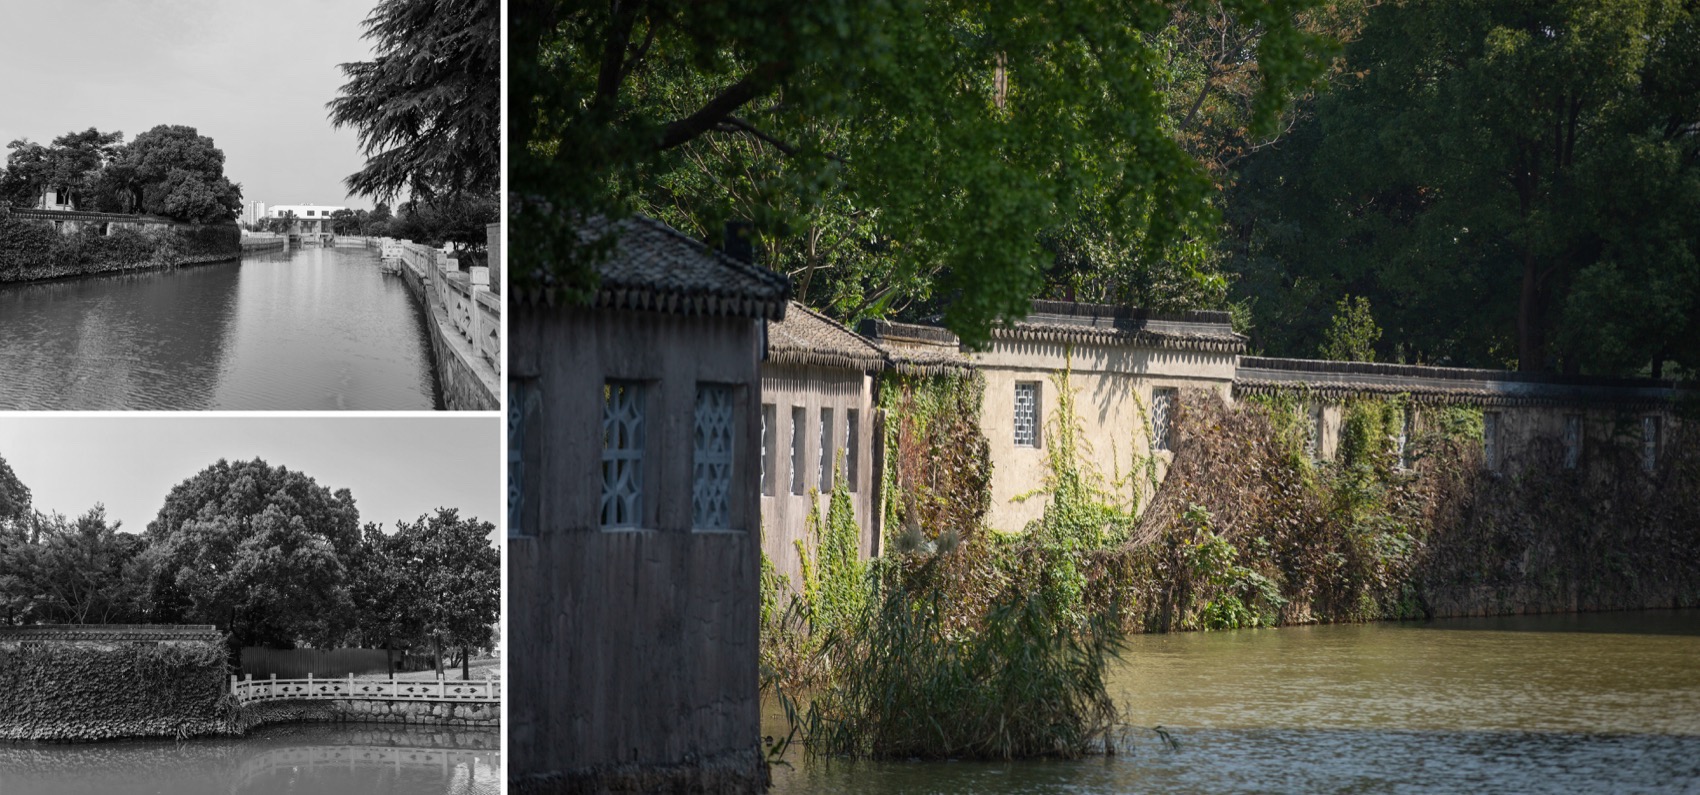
[657,63,790,151]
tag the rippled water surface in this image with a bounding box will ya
[0,724,499,795]
[769,610,1700,794]
[0,247,438,410]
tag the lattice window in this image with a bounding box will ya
[1483,412,1501,472]
[1643,416,1661,473]
[694,385,735,529]
[1014,382,1039,447]
[601,381,645,529]
[508,379,528,538]
[790,407,806,495]
[1563,414,1583,470]
[761,403,777,497]
[1152,388,1178,452]
[820,408,836,493]
[846,409,860,492]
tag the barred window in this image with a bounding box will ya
[1152,388,1178,452]
[1643,416,1661,473]
[1014,382,1040,447]
[1396,409,1414,470]
[1563,414,1583,470]
[761,403,777,497]
[1305,403,1323,460]
[693,385,735,529]
[790,407,806,495]
[1483,412,1501,472]
[845,409,860,492]
[600,381,645,529]
[820,408,836,493]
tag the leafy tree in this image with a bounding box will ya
[389,509,498,679]
[23,506,148,625]
[388,195,498,259]
[511,0,1330,346]
[108,125,243,222]
[142,458,360,648]
[0,453,28,526]
[328,0,499,203]
[1227,0,1700,374]
[1,129,125,210]
[1318,295,1381,362]
[0,454,33,626]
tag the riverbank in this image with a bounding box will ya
[0,216,240,284]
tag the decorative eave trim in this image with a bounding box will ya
[591,285,789,321]
[991,324,1247,354]
[1232,379,1682,410]
[766,347,887,372]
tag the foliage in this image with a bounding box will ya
[878,372,992,550]
[0,452,29,526]
[141,458,362,648]
[386,509,500,673]
[329,0,499,202]
[511,0,1331,345]
[1228,0,1700,375]
[800,559,1123,760]
[11,507,150,626]
[0,219,239,283]
[0,129,125,210]
[796,487,867,636]
[114,126,243,222]
[0,637,232,741]
[385,194,499,257]
[1318,295,1382,362]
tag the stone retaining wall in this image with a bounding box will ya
[234,697,499,733]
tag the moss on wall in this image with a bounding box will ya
[0,218,241,283]
[0,640,233,741]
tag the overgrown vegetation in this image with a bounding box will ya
[0,217,238,282]
[763,369,1700,761]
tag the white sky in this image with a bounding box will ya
[0,0,383,210]
[0,416,500,539]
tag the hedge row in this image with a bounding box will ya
[0,641,233,741]
[0,217,241,283]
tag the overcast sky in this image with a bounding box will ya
[0,0,381,210]
[0,416,500,539]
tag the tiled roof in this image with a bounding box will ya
[767,301,886,371]
[995,300,1246,354]
[522,214,791,320]
[858,319,974,376]
[1233,357,1688,408]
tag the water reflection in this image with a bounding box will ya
[768,610,1700,794]
[0,247,438,410]
[0,724,499,795]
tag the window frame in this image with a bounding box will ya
[600,380,647,530]
[1013,381,1041,448]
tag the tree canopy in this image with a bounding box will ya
[1226,0,1700,375]
[142,458,361,647]
[511,0,1331,346]
[329,0,500,203]
[1,125,242,223]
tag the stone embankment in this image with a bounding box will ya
[234,698,499,732]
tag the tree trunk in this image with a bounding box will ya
[385,640,394,677]
[1517,253,1547,371]
[461,645,471,681]
[433,637,444,677]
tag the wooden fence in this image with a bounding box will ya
[230,673,501,705]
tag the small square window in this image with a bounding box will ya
[601,381,645,529]
[1152,388,1178,452]
[1483,412,1501,472]
[1014,382,1040,448]
[761,403,777,497]
[845,409,860,493]
[1563,414,1583,470]
[820,408,835,493]
[1643,416,1661,473]
[790,407,806,496]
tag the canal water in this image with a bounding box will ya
[0,723,499,794]
[0,247,438,410]
[769,610,1700,794]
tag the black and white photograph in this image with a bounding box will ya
[0,0,499,411]
[0,416,501,793]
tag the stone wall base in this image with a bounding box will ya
[511,747,769,795]
[235,698,499,734]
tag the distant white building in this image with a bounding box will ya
[245,201,266,227]
[266,203,347,244]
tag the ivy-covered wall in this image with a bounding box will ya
[0,638,232,741]
[0,217,241,283]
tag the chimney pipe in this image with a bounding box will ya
[722,221,754,264]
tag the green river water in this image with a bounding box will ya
[767,609,1700,794]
